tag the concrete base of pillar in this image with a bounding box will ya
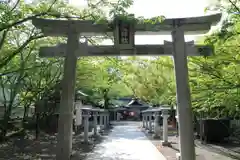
[81,139,92,145]
[176,152,180,160]
[148,130,154,134]
[161,141,171,147]
[152,134,161,139]
[99,129,104,134]
[71,150,80,159]
[99,126,104,130]
[92,133,100,138]
[176,152,199,160]
[99,125,110,134]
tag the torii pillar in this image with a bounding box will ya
[56,32,79,160]
[32,20,88,159]
[172,23,196,160]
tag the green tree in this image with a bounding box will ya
[0,0,135,140]
[76,57,132,108]
[188,0,240,117]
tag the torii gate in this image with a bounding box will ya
[32,13,221,160]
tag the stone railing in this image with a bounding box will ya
[142,107,172,146]
[75,104,110,143]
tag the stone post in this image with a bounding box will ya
[153,111,161,139]
[93,111,98,136]
[145,113,149,130]
[117,112,121,121]
[105,113,108,128]
[175,107,179,137]
[99,112,104,132]
[75,101,82,132]
[142,113,146,128]
[161,109,170,146]
[102,112,105,129]
[113,111,115,121]
[148,113,153,133]
[83,110,90,143]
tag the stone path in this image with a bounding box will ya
[85,121,166,160]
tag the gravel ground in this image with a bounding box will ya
[85,121,166,160]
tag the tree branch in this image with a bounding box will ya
[0,28,9,51]
[0,60,60,77]
[0,34,45,69]
[228,0,240,13]
[0,0,57,32]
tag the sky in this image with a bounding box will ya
[69,0,218,45]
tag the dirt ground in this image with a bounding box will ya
[0,129,110,160]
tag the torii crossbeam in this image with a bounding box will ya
[38,43,212,57]
[32,13,221,36]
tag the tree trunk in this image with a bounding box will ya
[103,89,109,109]
[1,109,10,139]
[1,100,14,139]
[22,104,30,128]
[35,112,40,139]
[35,102,40,139]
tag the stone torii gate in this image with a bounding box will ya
[32,13,221,160]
